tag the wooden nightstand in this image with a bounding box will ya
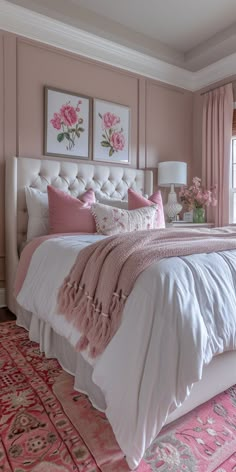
[168,222,214,229]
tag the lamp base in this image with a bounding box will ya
[164,185,182,222]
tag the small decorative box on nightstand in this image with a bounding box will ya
[168,222,214,229]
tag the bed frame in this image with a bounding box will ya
[5,155,236,428]
[5,156,153,313]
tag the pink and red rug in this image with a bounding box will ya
[1,321,236,472]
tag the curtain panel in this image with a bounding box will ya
[202,83,233,226]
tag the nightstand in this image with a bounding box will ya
[167,222,214,229]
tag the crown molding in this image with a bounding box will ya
[0,288,6,307]
[0,0,194,90]
[192,52,236,91]
[0,0,236,92]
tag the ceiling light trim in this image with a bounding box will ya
[0,0,236,92]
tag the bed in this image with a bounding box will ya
[5,155,236,470]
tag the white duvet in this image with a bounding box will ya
[17,234,236,469]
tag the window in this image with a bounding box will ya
[231,138,236,223]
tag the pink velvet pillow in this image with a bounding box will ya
[128,188,165,228]
[47,186,96,234]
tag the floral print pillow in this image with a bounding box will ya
[91,203,157,236]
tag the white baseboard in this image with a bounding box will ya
[0,288,6,307]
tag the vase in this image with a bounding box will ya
[193,207,205,224]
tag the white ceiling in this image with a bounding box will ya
[6,0,236,71]
[74,0,236,52]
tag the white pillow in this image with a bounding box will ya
[25,187,49,241]
[91,203,157,236]
[96,196,128,209]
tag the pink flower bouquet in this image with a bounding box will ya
[179,177,217,209]
[50,100,84,151]
[99,112,125,157]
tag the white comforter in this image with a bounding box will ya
[17,234,236,469]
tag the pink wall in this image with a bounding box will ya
[0,31,193,286]
[146,80,193,169]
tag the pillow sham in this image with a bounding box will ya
[77,188,96,206]
[25,186,96,241]
[91,202,157,236]
[128,188,165,228]
[25,187,49,241]
[47,185,96,234]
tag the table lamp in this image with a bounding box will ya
[158,161,187,221]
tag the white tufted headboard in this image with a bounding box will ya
[5,156,153,312]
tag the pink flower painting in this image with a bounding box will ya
[50,100,85,151]
[60,104,78,127]
[110,131,125,151]
[99,111,125,158]
[102,112,120,129]
[50,113,61,130]
[93,99,129,163]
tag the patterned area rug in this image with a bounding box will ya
[1,322,236,472]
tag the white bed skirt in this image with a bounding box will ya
[16,304,236,427]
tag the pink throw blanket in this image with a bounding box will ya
[57,227,236,358]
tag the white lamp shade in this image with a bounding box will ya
[158,161,187,187]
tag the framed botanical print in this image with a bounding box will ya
[93,99,130,164]
[44,87,90,159]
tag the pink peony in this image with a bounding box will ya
[110,131,125,151]
[50,113,61,130]
[179,177,217,209]
[192,177,201,187]
[102,112,120,129]
[60,104,77,127]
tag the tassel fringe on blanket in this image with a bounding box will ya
[57,227,236,358]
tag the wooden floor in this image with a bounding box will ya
[0,307,16,323]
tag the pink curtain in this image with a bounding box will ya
[202,83,233,226]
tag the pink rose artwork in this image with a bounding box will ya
[60,104,77,127]
[50,100,84,151]
[50,113,61,130]
[102,112,120,129]
[99,111,125,157]
[110,131,125,151]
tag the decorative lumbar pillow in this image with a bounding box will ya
[25,187,49,241]
[91,202,157,236]
[47,185,96,234]
[128,188,165,228]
